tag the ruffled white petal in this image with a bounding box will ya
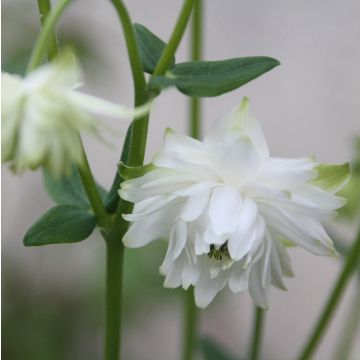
[194,271,228,308]
[209,186,242,236]
[228,199,258,260]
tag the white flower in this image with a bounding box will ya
[119,97,350,308]
[1,52,149,176]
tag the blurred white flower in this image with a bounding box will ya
[1,52,149,176]
[119,97,349,308]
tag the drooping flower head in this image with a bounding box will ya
[119,98,350,308]
[1,52,149,176]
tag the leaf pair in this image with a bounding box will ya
[24,166,107,246]
[134,23,280,97]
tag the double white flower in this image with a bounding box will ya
[120,97,349,308]
[1,53,149,176]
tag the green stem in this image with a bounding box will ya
[27,0,71,73]
[249,307,265,360]
[152,0,195,77]
[182,3,202,360]
[182,288,198,360]
[77,144,110,229]
[189,0,203,140]
[106,2,196,359]
[297,229,360,360]
[332,272,360,360]
[36,0,59,60]
[104,237,125,360]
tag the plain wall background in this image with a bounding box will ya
[2,1,360,359]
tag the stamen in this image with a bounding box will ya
[207,242,231,261]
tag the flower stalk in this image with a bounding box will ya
[28,0,71,73]
[107,1,196,359]
[249,307,265,360]
[182,2,202,360]
[297,229,360,360]
[36,0,59,60]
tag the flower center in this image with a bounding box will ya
[207,242,231,261]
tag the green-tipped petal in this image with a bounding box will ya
[310,162,351,193]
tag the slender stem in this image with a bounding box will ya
[182,288,198,360]
[189,0,203,139]
[249,307,265,360]
[110,0,147,105]
[297,229,360,360]
[152,0,195,77]
[105,237,125,360]
[36,0,59,60]
[332,272,360,360]
[27,0,71,73]
[182,2,202,360]
[106,2,197,359]
[77,144,110,229]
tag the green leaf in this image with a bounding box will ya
[133,23,175,74]
[43,165,107,209]
[24,205,96,246]
[200,337,240,360]
[310,163,351,192]
[149,56,280,97]
[119,161,155,180]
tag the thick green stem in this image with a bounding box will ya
[249,307,265,360]
[297,229,360,360]
[152,0,195,77]
[107,1,196,359]
[182,288,198,360]
[105,237,124,360]
[36,0,58,60]
[27,0,70,73]
[182,2,202,360]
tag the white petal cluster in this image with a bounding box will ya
[119,98,348,308]
[1,53,148,176]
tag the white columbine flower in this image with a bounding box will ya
[1,52,149,176]
[119,97,350,308]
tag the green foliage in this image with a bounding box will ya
[43,166,107,209]
[149,57,280,97]
[133,23,175,74]
[200,337,240,360]
[24,205,96,246]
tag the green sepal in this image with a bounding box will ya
[23,205,96,246]
[43,165,107,209]
[148,56,280,97]
[310,162,351,192]
[133,23,175,74]
[199,337,239,360]
[118,161,155,180]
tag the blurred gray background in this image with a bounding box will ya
[2,0,360,359]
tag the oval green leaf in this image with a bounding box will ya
[24,205,96,246]
[134,23,175,74]
[43,165,107,208]
[149,56,280,97]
